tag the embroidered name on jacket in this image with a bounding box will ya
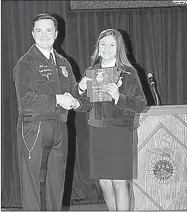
[38,65,52,80]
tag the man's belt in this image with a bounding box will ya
[19,112,67,122]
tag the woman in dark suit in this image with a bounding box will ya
[78,29,147,211]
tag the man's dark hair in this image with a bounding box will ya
[32,13,58,30]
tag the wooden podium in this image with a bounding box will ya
[133,105,187,210]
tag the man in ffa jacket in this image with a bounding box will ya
[13,13,88,211]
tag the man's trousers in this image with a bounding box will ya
[17,118,68,211]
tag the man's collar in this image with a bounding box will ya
[35,44,55,59]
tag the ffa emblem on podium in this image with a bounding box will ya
[149,149,177,184]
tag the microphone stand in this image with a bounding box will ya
[147,73,161,106]
[152,83,160,106]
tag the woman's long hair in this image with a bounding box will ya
[90,29,134,72]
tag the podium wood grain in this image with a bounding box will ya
[133,105,187,210]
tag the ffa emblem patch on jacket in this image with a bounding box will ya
[116,77,123,87]
[60,66,68,77]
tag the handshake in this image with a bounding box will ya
[56,92,80,110]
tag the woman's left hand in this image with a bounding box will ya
[104,83,120,102]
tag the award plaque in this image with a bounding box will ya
[86,67,120,102]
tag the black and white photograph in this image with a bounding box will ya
[1,1,187,211]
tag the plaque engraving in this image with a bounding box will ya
[86,67,120,102]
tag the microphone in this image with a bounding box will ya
[147,72,160,105]
[147,72,156,86]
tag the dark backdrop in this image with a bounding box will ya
[1,0,187,208]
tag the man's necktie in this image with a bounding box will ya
[49,53,55,65]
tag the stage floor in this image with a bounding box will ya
[1,203,107,211]
[2,204,187,211]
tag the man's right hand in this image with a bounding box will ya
[56,93,75,110]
